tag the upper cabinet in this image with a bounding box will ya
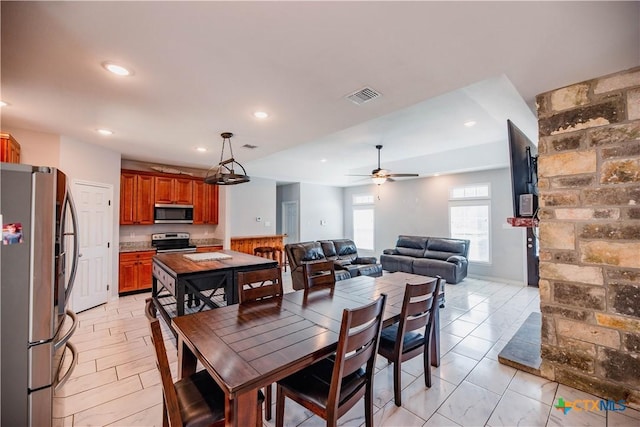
[120,169,218,225]
[154,176,193,205]
[193,180,219,224]
[1,133,21,164]
[120,172,155,225]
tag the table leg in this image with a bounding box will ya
[177,336,197,379]
[177,279,185,316]
[430,305,441,367]
[226,389,258,427]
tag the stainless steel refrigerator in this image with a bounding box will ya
[1,162,80,427]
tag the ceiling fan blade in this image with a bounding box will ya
[386,177,396,182]
[387,173,419,177]
[345,174,374,177]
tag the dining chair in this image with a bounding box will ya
[302,259,336,289]
[377,276,442,406]
[144,298,264,427]
[275,294,387,427]
[236,267,283,420]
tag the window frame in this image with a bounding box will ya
[352,193,375,251]
[448,184,492,265]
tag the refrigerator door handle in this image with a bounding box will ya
[54,341,77,391]
[54,309,78,351]
[63,190,80,305]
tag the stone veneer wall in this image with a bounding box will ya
[536,66,640,409]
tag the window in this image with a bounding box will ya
[449,184,490,263]
[352,194,374,250]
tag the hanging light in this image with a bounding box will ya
[204,132,250,185]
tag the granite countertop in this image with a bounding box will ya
[119,242,156,253]
[191,238,223,247]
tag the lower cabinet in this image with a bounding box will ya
[196,245,223,253]
[119,250,156,293]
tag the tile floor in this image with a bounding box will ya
[52,274,640,426]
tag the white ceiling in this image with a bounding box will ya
[1,1,638,186]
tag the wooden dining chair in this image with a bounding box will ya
[377,276,442,406]
[275,294,387,427]
[302,259,336,289]
[144,298,264,427]
[236,267,283,420]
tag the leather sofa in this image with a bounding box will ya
[285,239,383,290]
[380,235,470,284]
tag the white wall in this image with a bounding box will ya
[228,177,277,236]
[343,168,526,283]
[4,127,60,168]
[299,183,343,242]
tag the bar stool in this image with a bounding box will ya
[254,246,284,270]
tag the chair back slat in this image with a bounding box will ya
[145,299,182,427]
[303,260,336,289]
[237,267,283,304]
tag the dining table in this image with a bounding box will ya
[171,271,443,427]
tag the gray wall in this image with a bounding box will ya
[299,183,344,242]
[343,168,526,283]
[228,177,277,236]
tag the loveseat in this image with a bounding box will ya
[380,235,470,284]
[285,239,383,290]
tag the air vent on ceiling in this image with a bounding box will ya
[345,87,382,105]
[242,144,258,149]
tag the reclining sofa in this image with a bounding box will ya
[285,239,383,290]
[380,235,470,284]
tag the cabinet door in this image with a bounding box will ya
[1,135,21,163]
[192,180,206,224]
[205,184,219,224]
[135,175,155,224]
[174,178,193,204]
[137,253,155,290]
[120,173,136,225]
[118,259,138,293]
[154,176,174,204]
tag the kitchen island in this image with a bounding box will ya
[152,250,278,333]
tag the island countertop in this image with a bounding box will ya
[153,249,276,275]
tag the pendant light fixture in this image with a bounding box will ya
[204,132,250,185]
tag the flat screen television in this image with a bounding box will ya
[507,119,538,217]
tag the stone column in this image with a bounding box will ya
[537,66,640,409]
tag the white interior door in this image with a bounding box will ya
[282,201,299,244]
[70,181,112,312]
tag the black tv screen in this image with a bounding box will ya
[507,119,538,217]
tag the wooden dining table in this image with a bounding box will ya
[171,272,443,427]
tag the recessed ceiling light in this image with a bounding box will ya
[320,158,327,163]
[102,61,132,76]
[433,173,441,177]
[464,120,477,127]
[96,129,113,136]
[196,147,207,152]
[0,101,7,107]
[253,111,269,119]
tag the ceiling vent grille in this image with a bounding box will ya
[242,144,257,149]
[346,87,381,105]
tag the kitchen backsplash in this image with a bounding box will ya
[119,223,222,244]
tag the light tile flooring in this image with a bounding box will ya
[53,274,640,427]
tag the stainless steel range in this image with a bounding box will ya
[151,232,197,253]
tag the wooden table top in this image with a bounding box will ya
[172,272,439,394]
[153,249,277,275]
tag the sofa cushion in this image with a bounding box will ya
[318,240,337,257]
[426,238,466,256]
[397,235,428,250]
[291,242,325,263]
[422,249,457,261]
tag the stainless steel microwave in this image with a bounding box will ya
[154,204,194,224]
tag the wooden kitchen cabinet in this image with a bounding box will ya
[118,250,156,293]
[120,172,155,225]
[193,180,219,224]
[1,133,21,163]
[154,176,193,205]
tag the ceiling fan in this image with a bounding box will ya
[348,145,419,185]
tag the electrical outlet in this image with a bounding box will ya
[129,232,135,238]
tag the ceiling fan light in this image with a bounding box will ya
[372,176,387,185]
